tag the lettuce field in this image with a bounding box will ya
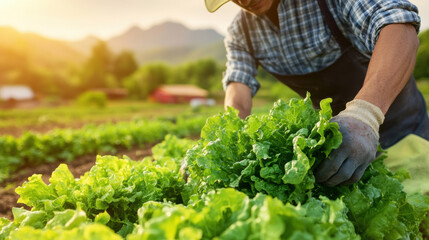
[1,96,428,239]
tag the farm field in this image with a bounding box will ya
[0,99,274,221]
[1,79,428,137]
[0,98,280,137]
[0,141,159,220]
[1,4,429,238]
[0,100,223,137]
[0,96,428,239]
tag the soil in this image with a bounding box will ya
[0,144,156,221]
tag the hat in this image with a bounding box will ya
[205,0,231,12]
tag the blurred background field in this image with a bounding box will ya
[384,135,429,195]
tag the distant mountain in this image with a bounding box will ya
[135,41,227,64]
[185,41,227,63]
[108,21,224,52]
[105,21,226,64]
[68,35,100,55]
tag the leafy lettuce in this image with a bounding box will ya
[3,95,428,240]
[128,188,359,240]
[15,155,186,237]
[184,95,341,203]
[183,94,429,239]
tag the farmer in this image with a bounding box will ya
[205,0,429,186]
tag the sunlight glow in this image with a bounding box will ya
[0,0,426,40]
[0,0,15,7]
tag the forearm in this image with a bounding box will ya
[355,23,419,114]
[225,82,252,119]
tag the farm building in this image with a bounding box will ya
[0,85,35,101]
[151,84,208,103]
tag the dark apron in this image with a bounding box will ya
[240,0,429,149]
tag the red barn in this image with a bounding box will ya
[151,84,208,103]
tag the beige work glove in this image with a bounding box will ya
[315,99,385,186]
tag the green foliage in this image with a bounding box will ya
[81,41,113,89]
[15,155,185,237]
[171,58,223,91]
[256,67,277,83]
[128,189,359,240]
[415,29,429,80]
[417,80,429,109]
[0,34,82,98]
[8,224,122,240]
[336,157,429,239]
[183,94,429,239]
[79,41,139,94]
[112,50,138,83]
[121,58,225,100]
[123,63,170,99]
[0,116,207,183]
[75,91,107,108]
[151,134,197,167]
[2,96,428,239]
[185,94,341,204]
[1,38,138,99]
[421,212,429,239]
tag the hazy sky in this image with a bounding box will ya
[0,0,427,41]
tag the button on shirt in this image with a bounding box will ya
[222,0,420,96]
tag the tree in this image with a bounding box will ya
[81,40,113,90]
[112,50,138,83]
[170,59,223,91]
[414,29,429,80]
[123,63,170,99]
[190,59,219,90]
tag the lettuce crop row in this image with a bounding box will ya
[1,96,428,239]
[183,95,429,239]
[1,134,196,239]
[0,116,207,183]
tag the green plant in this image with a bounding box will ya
[184,94,429,239]
[75,91,107,108]
[0,116,207,183]
[2,96,428,239]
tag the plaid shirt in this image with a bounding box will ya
[223,0,420,96]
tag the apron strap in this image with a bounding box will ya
[241,10,260,67]
[241,10,255,56]
[316,0,350,52]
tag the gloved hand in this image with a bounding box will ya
[314,99,385,186]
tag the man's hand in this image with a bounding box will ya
[314,99,384,186]
[225,82,252,119]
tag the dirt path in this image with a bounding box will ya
[0,144,155,220]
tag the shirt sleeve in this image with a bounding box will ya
[223,14,260,97]
[338,0,420,52]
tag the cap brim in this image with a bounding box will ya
[205,0,231,12]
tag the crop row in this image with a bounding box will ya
[1,96,428,239]
[0,115,207,183]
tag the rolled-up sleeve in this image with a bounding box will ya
[339,0,420,52]
[223,17,260,97]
